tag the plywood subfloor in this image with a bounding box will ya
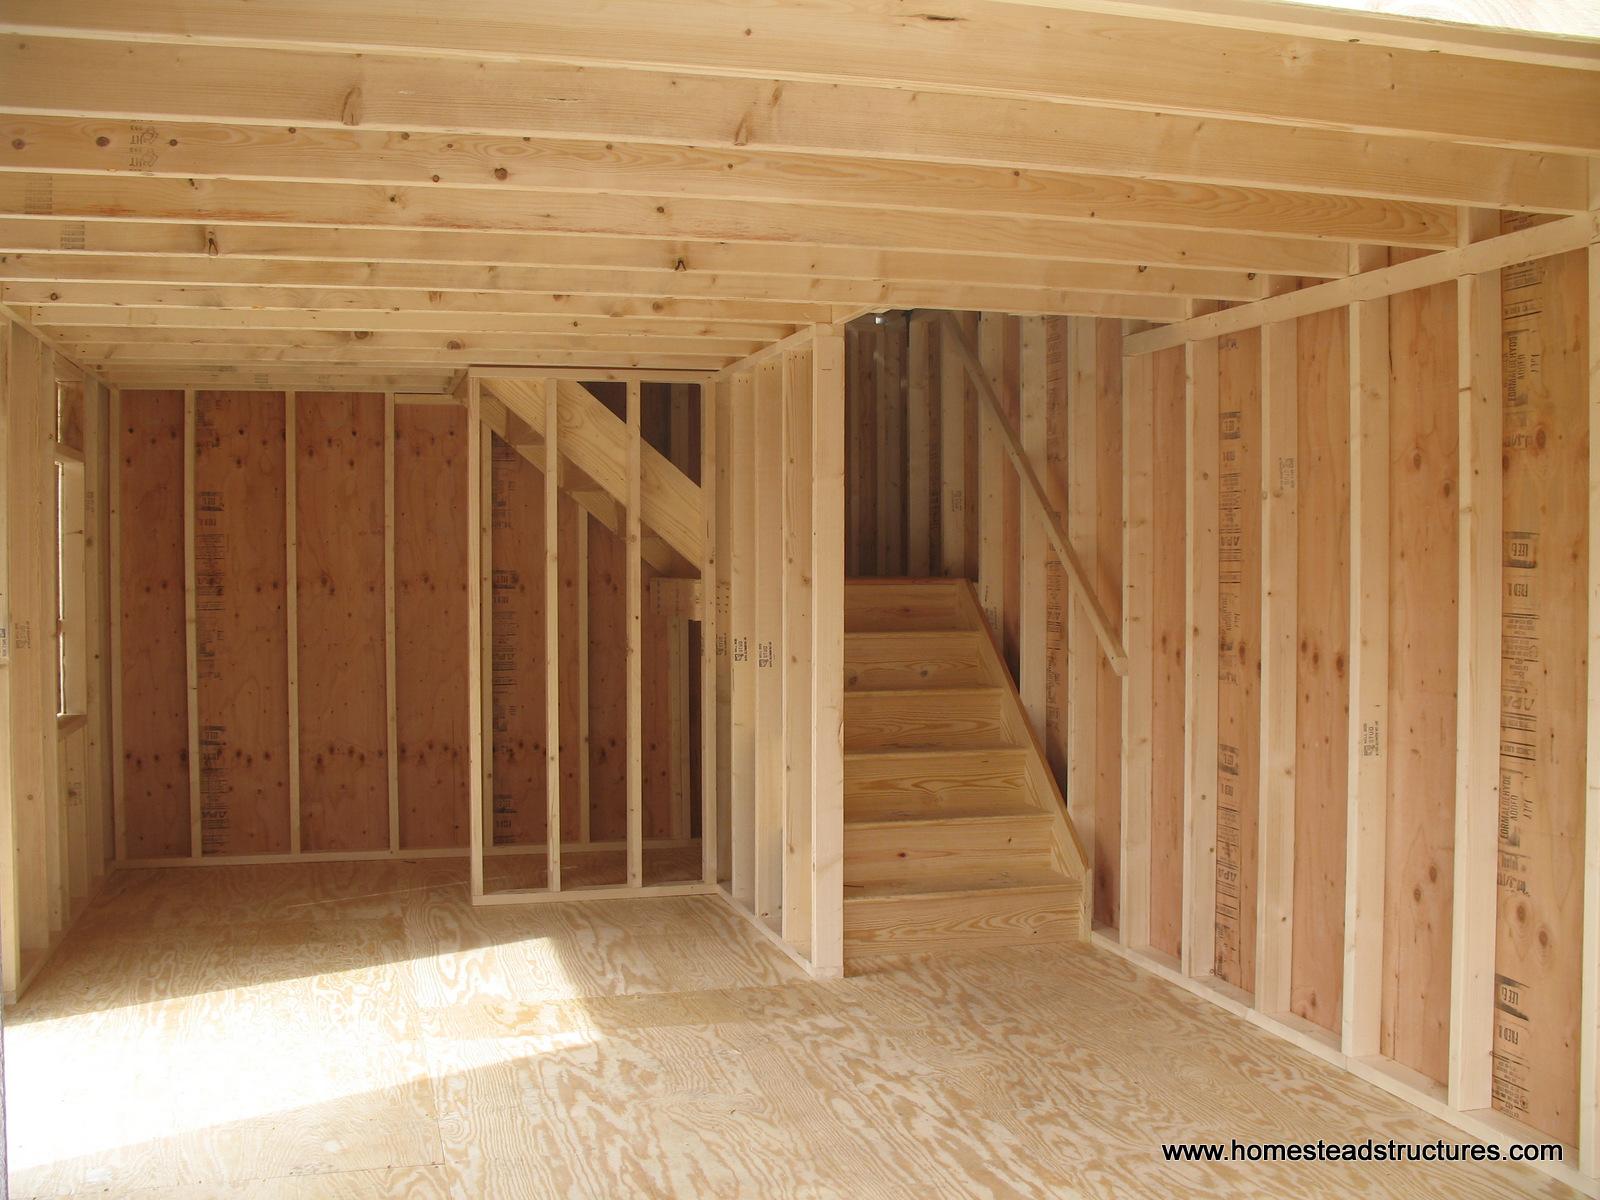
[6,861,1575,1199]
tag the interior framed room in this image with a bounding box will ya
[0,0,1596,1196]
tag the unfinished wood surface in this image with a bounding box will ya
[4,858,1579,1199]
[811,327,847,977]
[1215,329,1262,995]
[295,391,388,853]
[1150,345,1187,960]
[489,432,549,848]
[1381,270,1458,1087]
[875,316,905,577]
[1039,318,1070,787]
[115,390,190,859]
[586,514,627,859]
[625,380,644,889]
[726,370,755,908]
[193,390,290,856]
[939,316,971,581]
[1291,308,1351,1035]
[1019,317,1050,739]
[393,403,469,850]
[1087,319,1124,930]
[1342,263,1392,1061]
[753,358,785,925]
[906,315,934,578]
[1183,334,1221,981]
[1120,348,1154,951]
[1493,238,1588,1145]
[783,346,814,952]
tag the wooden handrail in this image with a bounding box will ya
[940,314,1130,678]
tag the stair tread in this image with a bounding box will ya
[845,802,1043,827]
[846,866,1079,902]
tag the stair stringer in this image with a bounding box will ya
[951,580,1092,939]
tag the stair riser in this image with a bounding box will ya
[845,583,969,633]
[845,887,1082,963]
[844,692,1005,752]
[845,633,989,691]
[845,820,1052,888]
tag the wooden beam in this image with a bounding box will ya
[700,378,718,887]
[1448,211,1503,1112]
[810,325,846,979]
[753,357,785,927]
[1125,212,1600,356]
[625,380,643,889]
[782,346,814,953]
[1019,316,1050,735]
[4,10,1594,159]
[938,318,969,581]
[466,376,484,899]
[977,314,1007,639]
[1120,347,1154,950]
[1182,335,1220,980]
[1341,248,1391,1059]
[0,173,1353,278]
[1584,224,1600,1179]
[542,378,561,892]
[941,313,1128,675]
[1066,317,1101,905]
[1255,317,1298,1017]
[0,114,1461,247]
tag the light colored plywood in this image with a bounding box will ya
[1256,316,1299,1017]
[1183,336,1220,980]
[6,858,1580,1199]
[1381,267,1458,1087]
[1215,328,1262,995]
[1292,307,1350,1036]
[114,390,189,859]
[393,403,469,850]
[193,390,291,856]
[295,391,387,853]
[1342,250,1392,1061]
[1493,233,1588,1145]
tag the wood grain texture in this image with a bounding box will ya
[1493,235,1588,1144]
[5,859,1575,1199]
[1215,330,1262,994]
[1093,318,1125,931]
[1150,345,1188,959]
[586,518,627,857]
[193,391,291,856]
[1291,309,1351,1034]
[394,404,469,850]
[1381,270,1458,1086]
[116,390,190,859]
[489,432,548,847]
[295,392,388,853]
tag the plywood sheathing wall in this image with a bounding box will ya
[116,388,695,865]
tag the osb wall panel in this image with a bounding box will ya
[1215,329,1262,994]
[117,390,190,859]
[1381,270,1458,1086]
[296,392,387,853]
[1149,345,1188,959]
[394,403,469,850]
[1493,233,1588,1143]
[193,391,290,856]
[1290,308,1350,1034]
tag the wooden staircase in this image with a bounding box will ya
[843,579,1090,970]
